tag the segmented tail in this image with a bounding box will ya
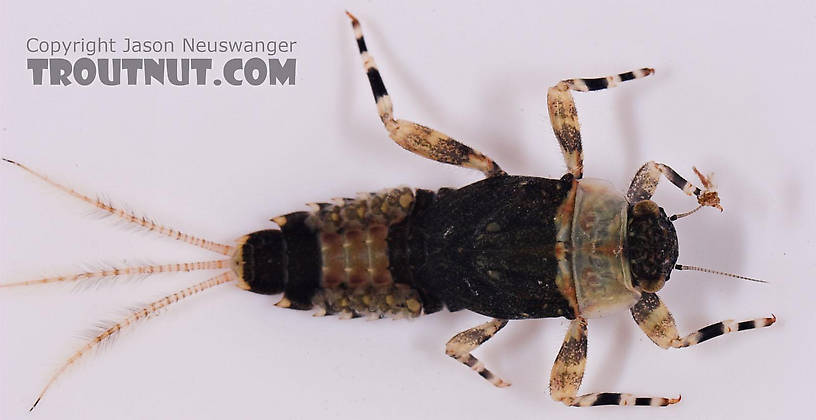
[2,158,236,256]
[29,272,236,411]
[0,260,231,288]
[3,158,241,410]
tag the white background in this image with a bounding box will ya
[1,1,814,419]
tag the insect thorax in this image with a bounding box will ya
[571,179,641,318]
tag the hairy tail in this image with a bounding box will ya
[3,158,236,256]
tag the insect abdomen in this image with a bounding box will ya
[236,187,432,319]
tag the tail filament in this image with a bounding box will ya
[3,158,235,256]
[29,272,236,411]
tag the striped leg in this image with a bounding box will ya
[550,317,680,407]
[445,318,511,387]
[626,161,722,211]
[631,292,776,349]
[548,68,654,179]
[345,12,505,178]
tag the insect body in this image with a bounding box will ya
[3,11,775,410]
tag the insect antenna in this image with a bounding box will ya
[2,158,236,256]
[0,260,232,288]
[28,271,236,411]
[669,204,703,221]
[674,264,767,283]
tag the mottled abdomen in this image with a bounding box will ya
[235,187,425,319]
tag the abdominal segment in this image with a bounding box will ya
[240,187,429,319]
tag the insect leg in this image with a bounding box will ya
[445,318,511,387]
[29,271,235,411]
[3,158,236,256]
[548,68,654,179]
[626,161,722,210]
[630,292,776,349]
[345,12,505,178]
[550,317,680,407]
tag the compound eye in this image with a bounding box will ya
[639,275,666,293]
[633,200,660,217]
